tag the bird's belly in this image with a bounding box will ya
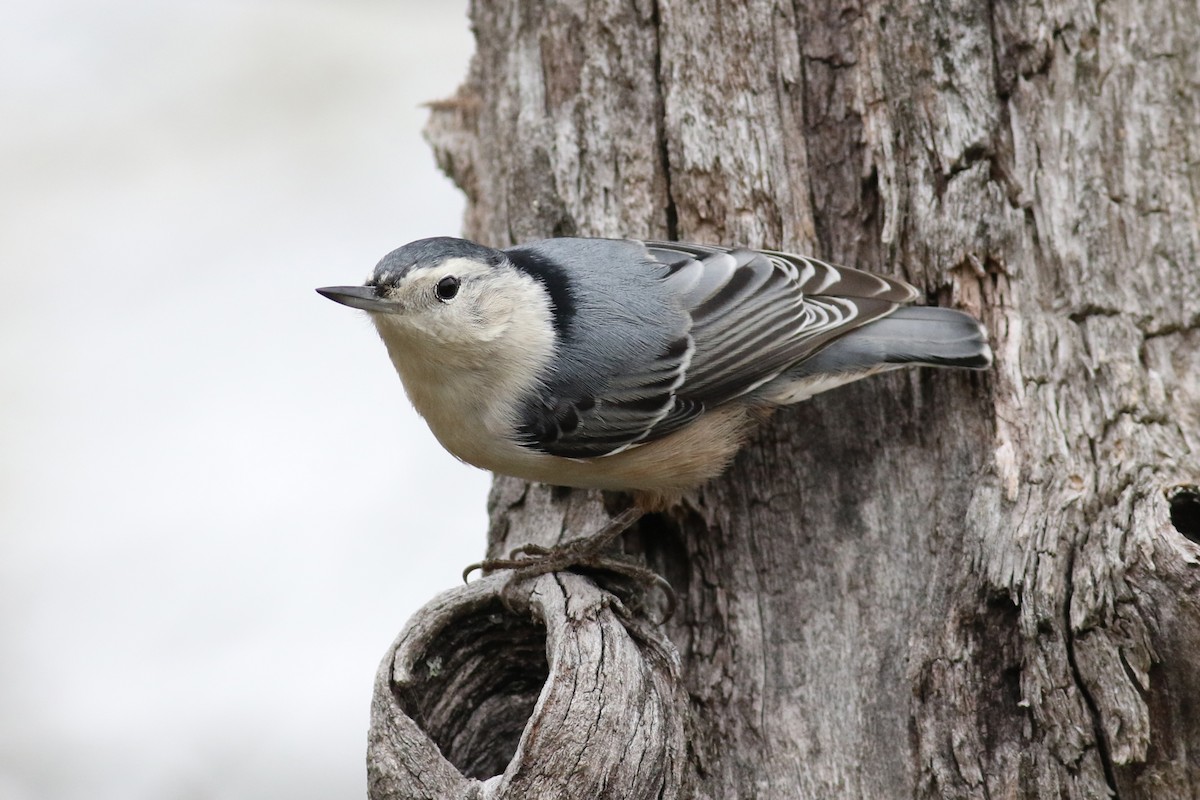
[384,326,756,498]
[432,403,756,503]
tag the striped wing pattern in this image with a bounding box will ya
[518,334,701,458]
[648,242,917,407]
[524,241,918,459]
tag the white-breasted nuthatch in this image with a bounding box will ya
[318,237,991,510]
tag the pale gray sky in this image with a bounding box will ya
[0,2,491,798]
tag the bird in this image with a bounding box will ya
[318,236,991,585]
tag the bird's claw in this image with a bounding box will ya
[459,507,676,621]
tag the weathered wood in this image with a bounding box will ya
[372,0,1200,796]
[368,571,687,799]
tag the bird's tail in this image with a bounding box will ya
[761,306,991,403]
[832,306,993,370]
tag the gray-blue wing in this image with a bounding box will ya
[518,239,918,459]
[517,333,703,459]
[647,241,918,406]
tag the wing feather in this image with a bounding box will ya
[516,239,918,459]
[654,245,913,407]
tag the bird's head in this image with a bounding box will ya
[318,237,558,371]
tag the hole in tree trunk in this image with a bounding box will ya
[1167,485,1200,543]
[393,599,549,780]
[636,509,694,603]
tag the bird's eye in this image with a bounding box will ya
[435,276,460,302]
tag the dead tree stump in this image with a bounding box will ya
[367,0,1200,797]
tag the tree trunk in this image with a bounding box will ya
[368,0,1200,797]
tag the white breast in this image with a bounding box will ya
[369,287,557,475]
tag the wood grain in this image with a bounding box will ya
[371,0,1200,796]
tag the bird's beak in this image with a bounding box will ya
[315,286,401,313]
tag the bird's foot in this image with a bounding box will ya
[462,507,676,621]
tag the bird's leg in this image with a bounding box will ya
[462,507,643,579]
[462,507,676,619]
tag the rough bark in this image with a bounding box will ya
[368,0,1200,797]
[367,571,687,799]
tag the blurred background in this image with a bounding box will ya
[0,1,489,798]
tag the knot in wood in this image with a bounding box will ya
[367,573,687,800]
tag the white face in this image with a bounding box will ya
[369,257,515,343]
[367,256,556,373]
[363,254,559,450]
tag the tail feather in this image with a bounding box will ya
[840,306,993,369]
[760,306,991,403]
